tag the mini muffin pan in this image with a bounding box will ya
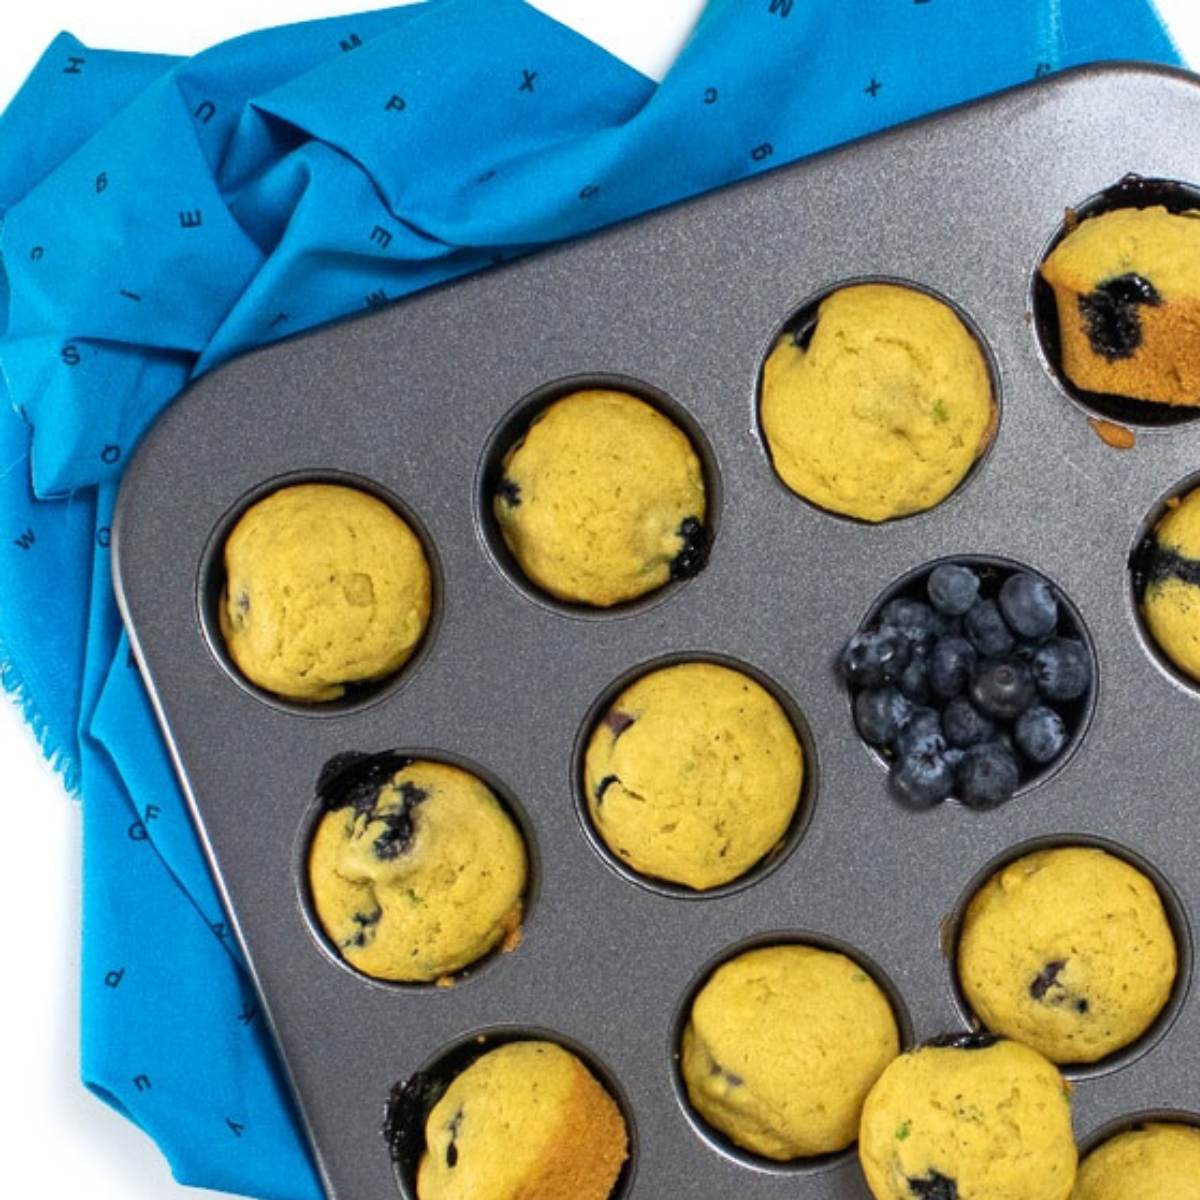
[113,64,1200,1199]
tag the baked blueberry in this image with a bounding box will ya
[929,636,977,699]
[998,573,1058,641]
[964,599,1015,658]
[855,688,914,748]
[908,1172,958,1200]
[928,564,980,617]
[840,626,911,688]
[969,657,1036,721]
[1032,638,1092,702]
[957,742,1020,808]
[1077,272,1161,361]
[1014,706,1068,764]
[942,697,995,748]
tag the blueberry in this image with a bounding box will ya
[854,688,914,748]
[929,636,977,699]
[999,572,1058,641]
[927,564,980,616]
[1079,272,1161,361]
[943,746,965,771]
[898,645,932,704]
[880,598,942,651]
[891,750,955,809]
[969,657,1037,721]
[896,707,945,758]
[1014,705,1068,764]
[1032,638,1092,702]
[839,625,911,688]
[957,741,1020,809]
[964,599,1015,658]
[908,1172,958,1200]
[670,516,709,580]
[942,697,995,748]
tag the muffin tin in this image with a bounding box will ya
[112,63,1200,1199]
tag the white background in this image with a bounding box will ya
[1,2,1197,1196]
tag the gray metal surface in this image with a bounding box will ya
[112,63,1200,1199]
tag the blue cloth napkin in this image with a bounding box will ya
[0,1,1181,1195]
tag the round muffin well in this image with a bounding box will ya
[758,280,997,523]
[578,657,811,894]
[675,938,906,1168]
[305,752,531,986]
[385,1029,636,1200]
[483,379,714,610]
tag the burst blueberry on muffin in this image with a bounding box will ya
[859,1035,1076,1200]
[307,754,526,983]
[1072,1122,1200,1200]
[759,283,995,522]
[1134,485,1200,684]
[583,661,804,890]
[956,846,1177,1064]
[493,389,708,606]
[1039,205,1200,406]
[415,1041,628,1200]
[680,944,900,1160]
[220,482,431,701]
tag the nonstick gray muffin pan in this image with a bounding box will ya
[113,63,1200,1199]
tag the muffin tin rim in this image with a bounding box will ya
[569,648,820,902]
[941,830,1195,1082]
[1074,1105,1200,1160]
[194,466,445,718]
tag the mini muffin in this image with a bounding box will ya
[220,483,431,701]
[308,757,526,983]
[1040,206,1200,406]
[1072,1122,1200,1200]
[416,1041,628,1200]
[859,1035,1077,1200]
[493,389,708,606]
[957,847,1177,1064]
[1136,486,1200,683]
[680,944,900,1160]
[583,661,803,890]
[759,283,994,522]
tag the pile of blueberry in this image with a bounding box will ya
[839,560,1093,809]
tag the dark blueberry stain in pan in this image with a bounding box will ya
[1077,273,1161,361]
[317,750,415,816]
[670,516,710,581]
[1130,535,1200,599]
[909,1171,958,1200]
[923,1031,999,1051]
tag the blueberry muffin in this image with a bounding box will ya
[1135,486,1200,684]
[859,1035,1076,1200]
[759,284,995,522]
[680,944,900,1160]
[493,389,708,606]
[220,483,431,701]
[416,1041,628,1200]
[583,661,804,890]
[957,847,1177,1064]
[1040,206,1200,406]
[1072,1122,1200,1199]
[308,756,526,983]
